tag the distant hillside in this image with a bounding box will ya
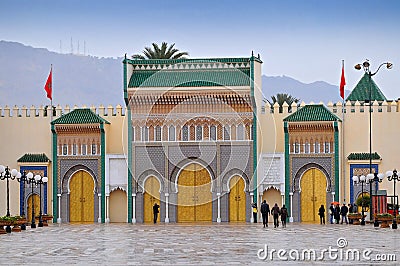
[0,40,123,107]
[0,40,348,108]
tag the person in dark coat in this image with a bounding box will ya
[334,204,341,224]
[280,205,288,228]
[318,204,325,224]
[260,200,270,227]
[348,203,354,224]
[153,203,160,224]
[340,203,349,224]
[329,204,335,224]
[271,203,280,228]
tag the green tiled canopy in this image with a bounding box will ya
[128,69,251,88]
[283,104,341,122]
[347,152,381,160]
[346,73,387,102]
[17,153,50,163]
[51,109,110,125]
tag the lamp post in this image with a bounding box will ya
[34,175,48,227]
[0,165,20,233]
[27,173,37,228]
[16,171,33,230]
[385,170,399,229]
[365,173,384,227]
[352,175,367,225]
[354,60,392,221]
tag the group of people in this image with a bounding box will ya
[255,201,288,228]
[318,203,357,225]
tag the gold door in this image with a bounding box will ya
[177,164,212,222]
[27,194,40,223]
[69,171,95,222]
[301,168,326,223]
[143,176,161,223]
[229,176,246,222]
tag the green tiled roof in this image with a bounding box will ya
[283,104,341,122]
[347,152,381,160]
[124,57,262,65]
[346,73,387,102]
[128,69,251,88]
[17,153,50,163]
[51,109,110,125]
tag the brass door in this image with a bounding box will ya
[69,171,95,222]
[27,194,40,223]
[177,164,212,222]
[300,168,327,223]
[109,189,127,223]
[143,176,160,223]
[229,176,246,222]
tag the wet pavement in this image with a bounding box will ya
[0,222,398,265]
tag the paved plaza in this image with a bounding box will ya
[0,222,398,265]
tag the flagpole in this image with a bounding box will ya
[341,60,346,203]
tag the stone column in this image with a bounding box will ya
[281,192,285,207]
[331,191,335,203]
[98,194,102,223]
[132,193,136,223]
[250,192,254,223]
[289,192,294,223]
[217,192,221,223]
[106,196,110,223]
[57,193,62,223]
[165,193,170,223]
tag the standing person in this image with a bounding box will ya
[153,202,159,224]
[348,203,354,224]
[318,204,325,225]
[340,203,349,224]
[271,203,280,228]
[280,204,288,228]
[329,204,335,224]
[260,200,270,227]
[334,204,341,224]
[252,202,258,223]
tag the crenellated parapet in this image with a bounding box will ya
[0,104,126,119]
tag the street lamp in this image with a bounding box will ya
[385,170,399,229]
[0,165,20,233]
[354,60,392,221]
[27,173,37,228]
[16,171,33,230]
[34,175,48,227]
[365,173,384,227]
[352,175,367,225]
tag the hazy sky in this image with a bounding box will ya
[1,0,400,99]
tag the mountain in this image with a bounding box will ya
[0,40,348,108]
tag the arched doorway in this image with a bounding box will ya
[262,187,281,207]
[27,194,40,223]
[356,192,370,213]
[143,176,161,223]
[177,163,212,222]
[69,170,95,222]
[229,176,246,222]
[109,188,127,223]
[300,168,327,223]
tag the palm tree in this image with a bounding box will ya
[268,93,300,112]
[132,42,189,59]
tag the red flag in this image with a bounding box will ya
[340,63,346,99]
[44,68,52,100]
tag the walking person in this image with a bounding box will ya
[280,204,288,228]
[153,202,159,224]
[252,202,258,223]
[329,204,334,224]
[340,203,349,224]
[318,204,325,224]
[271,203,280,228]
[348,203,354,224]
[260,200,270,227]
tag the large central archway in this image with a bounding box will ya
[69,170,95,222]
[177,163,212,222]
[300,168,327,223]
